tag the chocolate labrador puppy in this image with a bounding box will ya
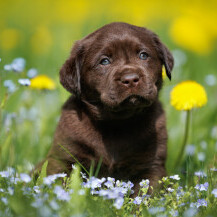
[39,22,174,193]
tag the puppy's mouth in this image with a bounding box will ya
[109,94,152,113]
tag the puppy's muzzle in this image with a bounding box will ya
[120,73,140,88]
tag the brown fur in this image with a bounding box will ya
[37,22,174,194]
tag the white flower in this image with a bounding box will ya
[18,78,31,86]
[167,187,174,192]
[169,175,180,180]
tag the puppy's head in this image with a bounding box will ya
[60,22,174,119]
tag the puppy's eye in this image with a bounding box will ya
[139,52,149,60]
[100,58,111,65]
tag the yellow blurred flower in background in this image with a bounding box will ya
[31,26,52,54]
[170,81,207,111]
[0,28,21,50]
[169,16,214,55]
[30,75,56,90]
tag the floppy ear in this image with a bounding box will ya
[153,35,174,80]
[60,41,84,96]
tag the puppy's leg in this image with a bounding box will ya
[133,165,166,197]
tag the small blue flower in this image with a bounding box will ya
[7,187,14,195]
[200,141,207,149]
[20,173,31,183]
[185,144,195,155]
[33,186,40,194]
[3,80,17,93]
[11,58,26,72]
[211,126,217,139]
[43,173,67,185]
[196,199,207,208]
[27,68,38,78]
[139,179,150,188]
[195,182,209,191]
[1,197,8,205]
[148,207,165,215]
[0,167,15,178]
[211,189,217,197]
[169,175,180,180]
[205,74,216,86]
[198,152,206,161]
[133,196,142,205]
[170,209,178,216]
[4,64,13,71]
[104,180,114,189]
[53,186,70,201]
[18,78,31,86]
[0,170,10,178]
[31,198,44,208]
[183,208,197,217]
[194,171,207,177]
[113,197,124,209]
[210,168,217,172]
[49,200,59,210]
[83,177,105,189]
[4,58,26,72]
[78,189,85,195]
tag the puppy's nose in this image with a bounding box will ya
[121,73,140,87]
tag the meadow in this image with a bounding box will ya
[0,0,217,216]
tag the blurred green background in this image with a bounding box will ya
[0,0,217,175]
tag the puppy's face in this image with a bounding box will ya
[60,23,174,119]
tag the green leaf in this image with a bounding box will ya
[36,160,48,185]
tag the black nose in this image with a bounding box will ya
[121,73,140,87]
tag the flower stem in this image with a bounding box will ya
[174,110,191,169]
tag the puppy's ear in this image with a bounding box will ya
[153,36,174,80]
[60,41,84,96]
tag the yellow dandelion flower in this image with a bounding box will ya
[30,75,56,90]
[162,65,167,80]
[170,81,207,111]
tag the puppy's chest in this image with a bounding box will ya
[81,121,158,166]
